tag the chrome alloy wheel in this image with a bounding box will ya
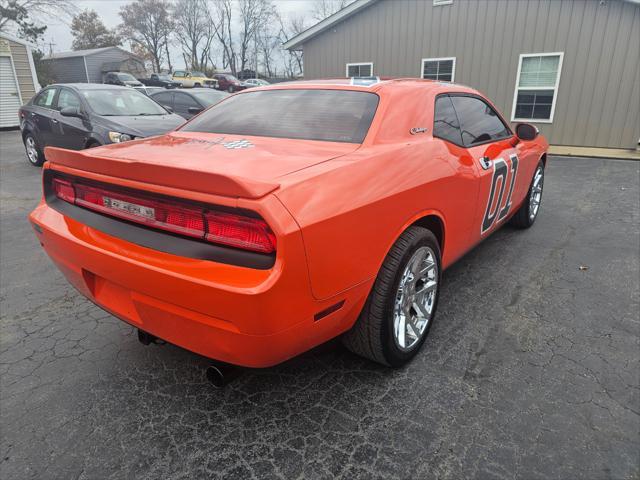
[25,136,39,164]
[529,165,544,221]
[393,246,438,351]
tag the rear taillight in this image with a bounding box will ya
[205,212,276,253]
[50,176,276,254]
[52,178,75,203]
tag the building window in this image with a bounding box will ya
[346,62,373,77]
[512,52,563,123]
[433,0,453,5]
[421,57,455,82]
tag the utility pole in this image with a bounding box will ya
[47,40,56,56]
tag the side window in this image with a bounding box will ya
[152,92,173,107]
[174,71,185,78]
[174,93,199,108]
[56,89,81,111]
[450,96,511,147]
[33,88,57,108]
[433,95,463,146]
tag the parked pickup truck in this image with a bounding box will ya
[138,73,180,89]
[172,70,218,89]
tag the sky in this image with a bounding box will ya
[41,0,315,70]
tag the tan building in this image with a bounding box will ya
[0,33,40,128]
[285,0,640,150]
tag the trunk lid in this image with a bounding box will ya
[44,132,360,199]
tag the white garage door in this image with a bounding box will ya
[0,56,22,128]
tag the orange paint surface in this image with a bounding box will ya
[30,79,547,367]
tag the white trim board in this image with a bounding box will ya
[346,62,374,77]
[420,57,456,82]
[511,51,564,124]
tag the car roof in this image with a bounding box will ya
[189,88,227,92]
[149,88,226,96]
[48,83,134,91]
[241,77,478,96]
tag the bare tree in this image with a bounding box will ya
[119,0,173,72]
[237,0,274,77]
[210,0,236,75]
[0,0,74,42]
[278,13,305,78]
[173,0,212,71]
[163,30,173,72]
[256,22,279,77]
[311,0,351,22]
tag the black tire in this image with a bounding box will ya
[194,83,201,87]
[510,160,544,229]
[227,86,234,93]
[342,226,442,367]
[23,133,45,167]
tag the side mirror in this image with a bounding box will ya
[515,123,539,141]
[60,106,83,118]
[163,105,173,113]
[188,106,204,114]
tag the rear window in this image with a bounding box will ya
[181,89,379,143]
[191,89,228,106]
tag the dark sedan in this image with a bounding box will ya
[19,84,185,166]
[149,88,229,119]
[138,73,180,89]
[104,72,144,88]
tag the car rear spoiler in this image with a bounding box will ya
[44,147,280,200]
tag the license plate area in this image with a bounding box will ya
[103,196,155,220]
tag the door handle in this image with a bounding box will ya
[479,156,493,170]
[51,118,59,124]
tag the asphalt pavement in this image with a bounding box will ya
[1,129,638,479]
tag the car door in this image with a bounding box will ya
[214,75,226,90]
[173,92,202,119]
[53,88,90,150]
[173,71,186,86]
[431,94,480,255]
[30,87,58,148]
[449,94,520,242]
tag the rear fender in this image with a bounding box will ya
[381,209,447,270]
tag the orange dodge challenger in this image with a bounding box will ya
[29,79,547,368]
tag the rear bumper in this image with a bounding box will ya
[29,201,371,367]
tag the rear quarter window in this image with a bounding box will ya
[33,88,57,108]
[181,89,379,143]
[433,95,463,146]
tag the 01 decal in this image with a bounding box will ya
[481,153,519,234]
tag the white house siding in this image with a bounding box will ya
[6,39,37,102]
